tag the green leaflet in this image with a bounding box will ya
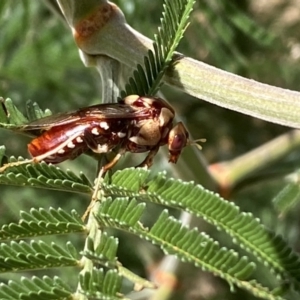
[79,269,124,300]
[0,276,72,300]
[121,0,195,97]
[0,240,78,272]
[94,197,284,300]
[102,168,300,288]
[0,207,85,241]
[0,158,92,194]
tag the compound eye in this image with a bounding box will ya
[168,123,189,151]
[168,122,189,163]
[169,132,187,151]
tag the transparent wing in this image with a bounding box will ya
[20,103,151,131]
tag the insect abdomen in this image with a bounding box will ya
[28,124,89,163]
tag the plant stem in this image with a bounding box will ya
[209,129,300,195]
[57,0,300,129]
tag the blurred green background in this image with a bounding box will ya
[1,1,300,299]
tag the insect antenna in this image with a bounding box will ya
[188,138,207,150]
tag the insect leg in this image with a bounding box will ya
[81,149,126,221]
[135,145,160,169]
[81,166,105,221]
[90,153,124,203]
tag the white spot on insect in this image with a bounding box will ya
[76,137,83,143]
[129,136,148,145]
[159,107,174,127]
[94,144,109,153]
[67,141,76,149]
[123,95,140,105]
[57,149,65,154]
[91,128,100,135]
[99,121,109,130]
[117,132,126,138]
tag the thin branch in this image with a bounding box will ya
[209,129,300,194]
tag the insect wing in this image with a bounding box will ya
[77,103,150,120]
[20,103,151,134]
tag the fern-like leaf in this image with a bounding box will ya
[102,168,300,287]
[121,0,195,97]
[0,276,72,300]
[82,233,156,290]
[82,234,119,269]
[0,240,79,272]
[0,98,28,126]
[79,268,124,300]
[25,99,52,121]
[0,208,85,241]
[0,157,92,194]
[0,98,51,131]
[95,198,287,300]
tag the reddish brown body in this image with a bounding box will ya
[23,95,190,168]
